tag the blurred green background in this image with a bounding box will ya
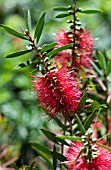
[0,0,111,168]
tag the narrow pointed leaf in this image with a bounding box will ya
[90,60,103,76]
[55,13,71,18]
[56,135,81,142]
[14,57,36,69]
[41,129,59,144]
[31,142,52,156]
[47,44,72,59]
[34,12,46,43]
[0,24,28,40]
[75,114,86,134]
[53,6,69,11]
[76,91,88,114]
[53,117,68,131]
[79,9,103,14]
[97,51,107,71]
[24,10,31,34]
[27,10,32,33]
[53,146,57,170]
[41,42,58,53]
[5,49,32,58]
[97,143,111,152]
[52,152,66,162]
[98,132,111,141]
[32,147,54,169]
[84,108,97,130]
[41,129,68,145]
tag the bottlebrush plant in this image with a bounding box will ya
[1,0,111,169]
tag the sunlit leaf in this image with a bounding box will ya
[41,42,58,53]
[56,135,81,142]
[97,143,111,152]
[47,44,72,59]
[34,12,46,43]
[0,24,28,40]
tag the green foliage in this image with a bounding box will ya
[5,49,32,58]
[34,12,46,43]
[0,25,28,40]
[79,9,103,14]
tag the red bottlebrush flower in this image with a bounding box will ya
[31,67,81,117]
[76,29,94,69]
[65,141,111,170]
[78,30,94,53]
[54,30,72,68]
[31,73,60,117]
[55,29,71,47]
[55,67,81,115]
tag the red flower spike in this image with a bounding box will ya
[77,30,94,69]
[55,29,71,47]
[31,67,81,117]
[54,30,72,68]
[65,141,111,170]
[31,74,60,117]
[55,67,81,115]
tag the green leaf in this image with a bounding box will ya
[53,146,57,170]
[41,129,68,146]
[84,108,97,130]
[56,135,81,142]
[52,152,66,162]
[107,60,111,76]
[96,51,107,71]
[97,143,111,152]
[34,12,46,43]
[5,49,32,58]
[0,24,28,40]
[90,60,103,76]
[14,57,36,69]
[76,91,88,114]
[31,142,52,157]
[27,10,32,34]
[53,117,68,131]
[24,10,31,34]
[41,129,59,144]
[75,114,86,134]
[41,42,58,53]
[47,44,72,59]
[55,13,71,18]
[79,9,103,14]
[98,131,111,141]
[53,6,69,11]
[32,147,54,169]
